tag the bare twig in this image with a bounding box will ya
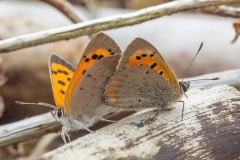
[0,113,61,147]
[43,0,82,23]
[201,5,240,18]
[0,0,239,54]
[82,0,99,17]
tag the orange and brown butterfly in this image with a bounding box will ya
[17,32,122,143]
[104,38,189,110]
[50,32,121,112]
[49,32,122,142]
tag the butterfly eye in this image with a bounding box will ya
[56,108,64,118]
[179,81,190,92]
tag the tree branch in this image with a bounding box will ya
[43,0,83,23]
[200,5,240,18]
[0,0,239,54]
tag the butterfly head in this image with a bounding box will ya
[179,81,190,93]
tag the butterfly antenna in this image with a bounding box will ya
[182,42,203,83]
[15,101,57,109]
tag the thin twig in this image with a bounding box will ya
[200,5,240,18]
[0,0,239,54]
[43,0,82,23]
[0,113,61,147]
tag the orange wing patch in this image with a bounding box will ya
[105,73,127,106]
[126,49,180,93]
[51,63,74,108]
[49,54,75,109]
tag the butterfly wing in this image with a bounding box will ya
[105,38,182,109]
[64,32,122,113]
[49,54,75,108]
[69,54,121,122]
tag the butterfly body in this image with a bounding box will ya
[105,38,189,110]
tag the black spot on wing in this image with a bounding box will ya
[92,54,98,59]
[60,90,65,95]
[98,55,104,59]
[136,56,141,60]
[58,80,66,86]
[150,63,157,69]
[51,70,57,74]
[85,58,90,62]
[62,70,68,75]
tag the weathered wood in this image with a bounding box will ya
[0,113,61,147]
[39,85,240,160]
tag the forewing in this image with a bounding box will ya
[49,54,75,108]
[64,32,121,112]
[117,38,180,93]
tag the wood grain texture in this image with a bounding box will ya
[39,85,240,160]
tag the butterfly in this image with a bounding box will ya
[48,32,122,143]
[104,38,189,111]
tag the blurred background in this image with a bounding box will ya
[0,0,239,159]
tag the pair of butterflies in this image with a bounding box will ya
[48,32,189,143]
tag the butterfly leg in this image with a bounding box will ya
[94,116,116,123]
[142,108,162,124]
[179,100,185,120]
[61,126,71,144]
[72,119,94,133]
